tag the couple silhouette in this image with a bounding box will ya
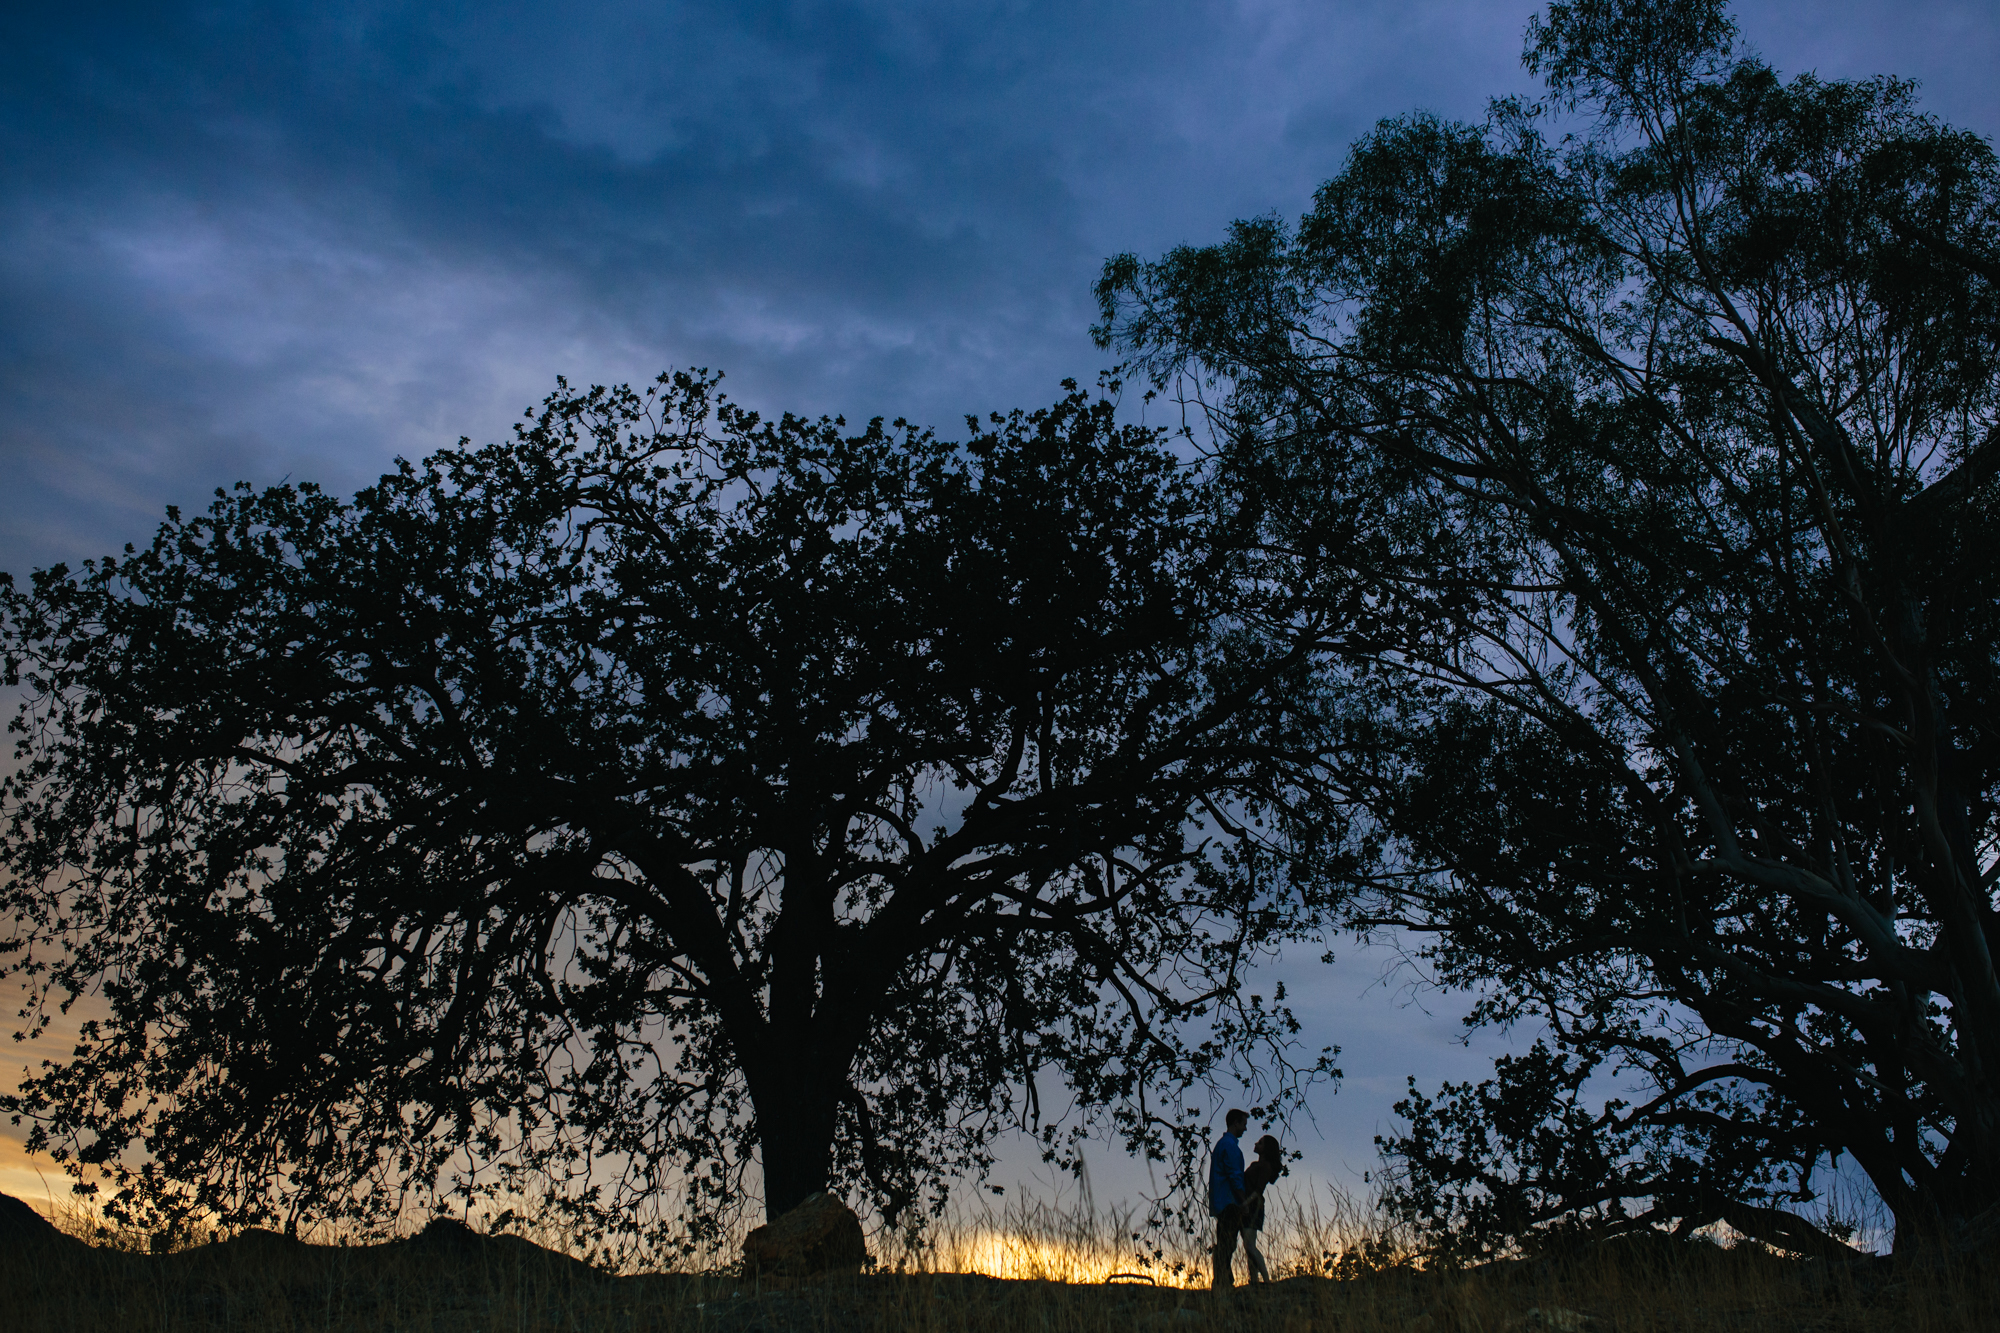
[1207,1108,1283,1289]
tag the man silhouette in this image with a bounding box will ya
[1208,1108,1249,1288]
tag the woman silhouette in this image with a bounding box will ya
[1240,1135,1283,1283]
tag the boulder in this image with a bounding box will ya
[741,1192,868,1277]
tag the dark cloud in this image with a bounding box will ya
[6,2,1993,571]
[0,0,1534,570]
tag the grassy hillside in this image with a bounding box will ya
[3,1187,1992,1332]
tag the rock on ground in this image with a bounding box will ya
[740,1193,869,1277]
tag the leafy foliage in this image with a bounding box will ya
[1,372,1346,1254]
[1098,0,2000,1254]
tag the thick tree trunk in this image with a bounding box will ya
[746,1064,843,1222]
[743,847,883,1222]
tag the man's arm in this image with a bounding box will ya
[1224,1140,1247,1204]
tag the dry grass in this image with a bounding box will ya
[3,1184,1992,1333]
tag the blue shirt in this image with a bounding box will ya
[1208,1131,1245,1216]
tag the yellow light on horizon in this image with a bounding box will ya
[949,1228,1177,1285]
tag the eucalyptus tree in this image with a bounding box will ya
[1097,0,2000,1253]
[0,373,1347,1251]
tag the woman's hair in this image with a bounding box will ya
[1253,1134,1281,1159]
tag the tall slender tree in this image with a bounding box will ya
[1098,0,2000,1252]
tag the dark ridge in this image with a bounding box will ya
[0,1192,86,1253]
[384,1216,608,1284]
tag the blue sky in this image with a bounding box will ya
[3,0,1997,1221]
[8,0,1992,584]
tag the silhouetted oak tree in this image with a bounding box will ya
[0,374,1342,1250]
[1098,0,1999,1253]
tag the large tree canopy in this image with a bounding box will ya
[1098,0,2000,1254]
[1,373,1344,1252]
